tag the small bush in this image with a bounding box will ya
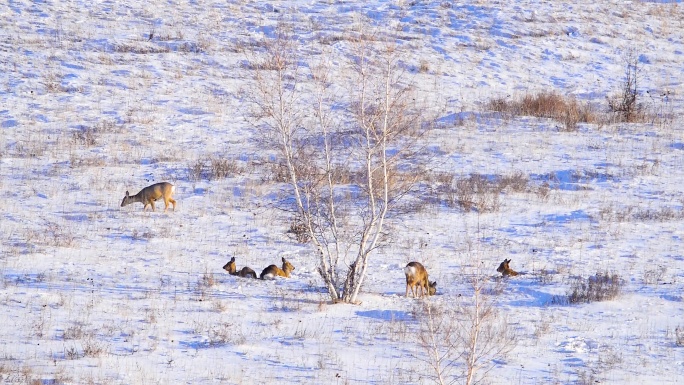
[488,91,597,131]
[418,60,429,73]
[643,266,667,285]
[208,322,246,346]
[188,157,241,181]
[208,157,241,180]
[188,159,206,182]
[675,326,684,347]
[607,52,645,123]
[72,127,97,147]
[567,272,623,304]
[62,325,85,340]
[286,218,310,244]
[82,337,106,357]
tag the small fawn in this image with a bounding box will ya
[223,257,257,279]
[497,258,519,277]
[121,182,176,212]
[404,261,437,298]
[260,257,295,280]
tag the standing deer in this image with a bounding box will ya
[223,257,257,279]
[121,182,176,212]
[404,261,437,298]
[260,257,295,280]
[497,258,519,277]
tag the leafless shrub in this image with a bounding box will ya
[44,72,66,93]
[177,38,210,53]
[643,266,667,285]
[208,322,246,346]
[72,126,97,147]
[41,221,76,248]
[264,162,290,183]
[113,43,171,54]
[317,33,347,45]
[457,174,499,212]
[144,308,158,324]
[188,159,206,182]
[62,325,85,340]
[599,205,684,222]
[286,217,310,244]
[535,268,555,285]
[577,370,600,385]
[82,338,106,357]
[488,91,597,131]
[212,300,227,312]
[535,182,551,201]
[632,207,683,221]
[554,272,623,304]
[200,271,217,288]
[94,119,123,133]
[188,157,241,181]
[131,229,153,241]
[675,326,684,347]
[419,60,429,73]
[607,51,646,123]
[208,157,241,180]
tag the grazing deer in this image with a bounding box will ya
[497,258,519,277]
[404,261,437,298]
[223,257,257,279]
[260,257,295,279]
[121,182,176,212]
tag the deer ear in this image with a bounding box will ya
[125,191,130,197]
[282,257,286,263]
[230,257,235,262]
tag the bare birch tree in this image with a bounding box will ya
[245,22,434,303]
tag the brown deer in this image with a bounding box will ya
[497,258,519,277]
[260,257,295,279]
[404,261,437,298]
[121,182,176,212]
[223,257,257,279]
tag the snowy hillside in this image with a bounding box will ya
[1,1,683,384]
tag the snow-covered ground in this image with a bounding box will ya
[1,1,683,384]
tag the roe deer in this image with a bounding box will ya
[260,257,295,279]
[223,257,257,279]
[121,182,176,212]
[497,258,519,277]
[404,261,437,298]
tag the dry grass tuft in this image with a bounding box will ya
[488,91,598,131]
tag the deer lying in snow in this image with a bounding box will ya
[223,257,257,279]
[496,258,519,277]
[121,182,176,212]
[260,257,295,279]
[404,261,437,298]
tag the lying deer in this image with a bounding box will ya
[404,261,437,298]
[223,257,257,279]
[260,257,295,280]
[121,182,176,212]
[497,258,519,277]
